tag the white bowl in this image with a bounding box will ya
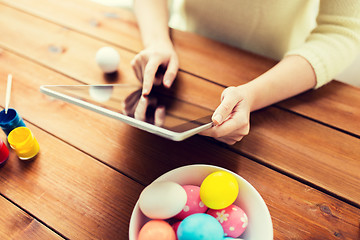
[129,164,273,240]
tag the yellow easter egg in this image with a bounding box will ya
[200,171,239,209]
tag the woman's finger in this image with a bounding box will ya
[163,56,179,88]
[142,57,162,95]
[212,87,241,125]
[134,96,149,121]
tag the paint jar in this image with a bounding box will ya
[8,127,39,160]
[0,108,26,135]
[0,138,9,167]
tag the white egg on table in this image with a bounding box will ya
[139,181,187,219]
[95,46,120,73]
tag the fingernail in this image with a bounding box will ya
[213,114,223,125]
[142,87,148,95]
[164,79,172,87]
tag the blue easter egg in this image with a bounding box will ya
[177,213,224,240]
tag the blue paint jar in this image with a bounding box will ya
[0,108,26,135]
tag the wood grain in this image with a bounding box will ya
[0,121,144,239]
[0,7,359,207]
[1,50,360,239]
[233,107,360,206]
[0,0,275,84]
[0,0,143,52]
[278,81,360,136]
[3,0,359,137]
[0,196,63,240]
[0,2,360,239]
[0,4,222,110]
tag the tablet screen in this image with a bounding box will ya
[40,84,213,139]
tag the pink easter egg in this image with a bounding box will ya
[175,185,208,220]
[172,221,181,232]
[172,221,181,239]
[207,204,248,238]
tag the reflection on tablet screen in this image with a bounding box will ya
[42,84,213,133]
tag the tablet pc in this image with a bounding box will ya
[40,84,213,141]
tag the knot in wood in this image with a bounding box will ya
[48,45,65,54]
[319,204,332,215]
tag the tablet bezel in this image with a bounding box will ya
[40,84,213,141]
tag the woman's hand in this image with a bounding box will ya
[200,86,251,145]
[131,43,179,95]
[201,55,317,145]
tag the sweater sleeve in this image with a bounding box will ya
[285,0,360,88]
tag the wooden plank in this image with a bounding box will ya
[0,0,143,52]
[278,81,360,136]
[1,50,360,239]
[0,122,144,239]
[0,4,138,86]
[3,0,360,137]
[0,0,275,84]
[0,196,63,240]
[0,4,222,110]
[233,107,360,206]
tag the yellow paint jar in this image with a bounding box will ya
[8,127,40,160]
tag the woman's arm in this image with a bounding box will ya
[244,55,316,112]
[201,55,316,145]
[202,0,360,145]
[132,0,179,95]
[133,0,170,48]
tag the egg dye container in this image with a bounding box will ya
[0,138,9,167]
[0,108,26,135]
[8,127,39,160]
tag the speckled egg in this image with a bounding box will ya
[207,204,248,238]
[175,185,208,220]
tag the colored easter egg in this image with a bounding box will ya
[175,185,207,220]
[138,220,176,240]
[172,221,181,234]
[207,204,248,238]
[0,138,9,167]
[177,213,224,240]
[200,171,239,209]
[139,181,187,219]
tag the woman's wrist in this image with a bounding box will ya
[238,55,316,112]
[235,83,258,112]
[145,37,174,50]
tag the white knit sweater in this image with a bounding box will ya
[169,0,360,88]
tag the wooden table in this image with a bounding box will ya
[1,0,360,239]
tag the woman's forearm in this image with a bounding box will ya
[133,0,172,48]
[243,55,317,112]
